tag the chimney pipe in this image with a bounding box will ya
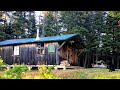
[36,29,40,40]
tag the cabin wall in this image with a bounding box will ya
[58,45,67,61]
[58,42,79,66]
[0,46,13,64]
[19,43,60,65]
[19,44,36,65]
[0,41,80,66]
[44,42,60,65]
[19,43,46,65]
[0,44,37,65]
[0,42,60,65]
[67,46,78,65]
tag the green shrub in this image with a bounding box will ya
[3,64,29,79]
[0,57,4,71]
[48,66,54,71]
[0,58,3,65]
[35,65,60,79]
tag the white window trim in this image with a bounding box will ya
[14,46,19,55]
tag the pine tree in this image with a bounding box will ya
[60,11,107,68]
[0,11,11,41]
[43,11,61,36]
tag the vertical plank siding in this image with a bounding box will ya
[55,44,60,65]
[0,46,13,64]
[59,45,67,60]
[19,44,36,65]
[0,41,82,66]
[44,42,58,65]
[58,42,79,66]
[0,44,37,65]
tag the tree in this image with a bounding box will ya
[0,11,11,41]
[0,11,37,40]
[60,11,107,68]
[8,11,37,38]
[43,11,61,36]
[106,11,120,68]
[109,11,120,18]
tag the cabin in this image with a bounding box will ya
[0,34,85,66]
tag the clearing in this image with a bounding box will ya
[1,68,120,79]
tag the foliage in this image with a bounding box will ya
[0,11,37,41]
[1,64,28,79]
[0,57,7,71]
[109,11,120,18]
[34,65,60,79]
[0,57,3,71]
[48,66,54,71]
[44,11,60,36]
[0,57,3,65]
[60,11,107,68]
[1,68,120,79]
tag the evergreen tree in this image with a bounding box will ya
[60,11,107,68]
[44,11,61,36]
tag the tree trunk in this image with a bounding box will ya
[87,53,90,68]
[117,56,119,69]
[83,53,85,67]
[93,54,94,64]
[112,55,114,65]
[96,51,98,62]
[84,51,88,68]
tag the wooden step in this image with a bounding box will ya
[54,65,80,70]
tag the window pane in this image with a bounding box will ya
[37,43,44,55]
[14,46,19,55]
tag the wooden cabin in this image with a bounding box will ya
[0,34,85,66]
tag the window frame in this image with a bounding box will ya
[13,45,19,56]
[36,43,45,55]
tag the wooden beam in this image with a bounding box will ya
[67,46,68,62]
[78,49,85,56]
[54,65,81,70]
[56,44,60,65]
[58,41,66,51]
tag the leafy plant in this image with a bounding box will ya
[0,57,3,65]
[35,65,60,79]
[48,66,54,71]
[3,64,29,79]
[0,57,5,71]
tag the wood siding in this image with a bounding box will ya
[19,44,36,65]
[67,46,78,65]
[44,42,59,65]
[0,46,13,64]
[0,41,81,66]
[58,41,79,66]
[0,42,60,65]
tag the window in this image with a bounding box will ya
[14,46,19,55]
[37,43,44,55]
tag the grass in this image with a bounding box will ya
[52,68,120,79]
[1,68,120,79]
